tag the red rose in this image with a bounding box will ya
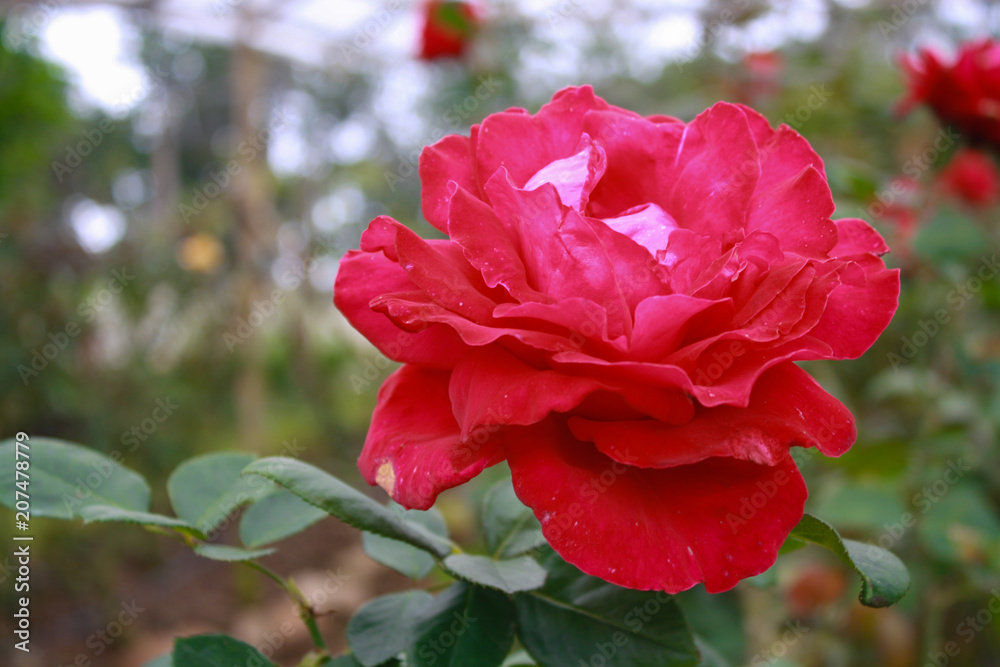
[419,1,479,61]
[897,39,1000,149]
[335,86,899,593]
[938,147,1000,208]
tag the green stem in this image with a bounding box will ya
[244,561,328,651]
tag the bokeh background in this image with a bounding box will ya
[2,0,1000,665]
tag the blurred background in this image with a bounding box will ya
[1,0,1000,665]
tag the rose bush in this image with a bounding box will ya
[897,39,1000,150]
[335,86,899,593]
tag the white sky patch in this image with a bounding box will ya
[329,116,379,164]
[308,255,340,292]
[634,13,701,79]
[68,198,127,254]
[716,0,828,54]
[374,61,433,147]
[41,7,150,114]
[935,0,992,30]
[269,125,310,176]
[312,185,366,233]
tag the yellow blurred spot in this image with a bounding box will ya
[177,233,224,273]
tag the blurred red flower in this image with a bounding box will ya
[740,51,785,100]
[938,148,1000,208]
[336,86,900,593]
[897,39,1000,149]
[419,1,480,60]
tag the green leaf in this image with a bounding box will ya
[410,582,515,667]
[443,554,547,594]
[362,502,448,579]
[515,551,699,667]
[693,637,731,667]
[676,589,743,665]
[787,514,910,607]
[172,634,277,666]
[193,544,275,562]
[239,488,328,548]
[501,650,538,666]
[168,452,272,534]
[0,437,149,519]
[242,457,450,558]
[482,478,545,558]
[347,590,434,666]
[76,504,206,539]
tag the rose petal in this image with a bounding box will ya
[668,103,759,237]
[376,217,501,320]
[628,294,733,362]
[420,132,479,231]
[830,218,890,257]
[582,110,685,218]
[447,184,546,302]
[568,361,856,468]
[807,259,901,358]
[334,249,466,368]
[358,365,504,510]
[507,418,807,593]
[739,104,827,193]
[449,346,606,437]
[747,165,838,257]
[475,86,620,189]
[601,203,679,256]
[525,134,607,212]
[485,170,633,338]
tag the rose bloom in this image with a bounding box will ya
[938,148,1000,208]
[335,86,899,593]
[897,39,1000,149]
[419,1,479,60]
